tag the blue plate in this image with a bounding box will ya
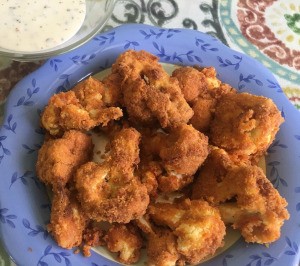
[0,24,300,266]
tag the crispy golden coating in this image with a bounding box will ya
[210,92,284,160]
[102,72,123,106]
[189,82,235,133]
[157,174,194,194]
[111,50,193,128]
[75,128,149,223]
[141,124,209,193]
[41,77,123,136]
[147,229,181,266]
[112,49,161,80]
[189,98,215,133]
[172,66,236,133]
[107,126,141,177]
[135,214,182,265]
[199,66,222,91]
[137,160,161,197]
[223,167,289,244]
[75,162,149,223]
[148,199,226,264]
[209,81,236,99]
[192,148,289,244]
[172,66,233,102]
[158,124,209,176]
[191,148,242,203]
[104,224,143,264]
[82,223,106,257]
[36,130,93,191]
[172,66,209,103]
[48,188,87,249]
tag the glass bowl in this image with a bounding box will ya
[0,0,116,61]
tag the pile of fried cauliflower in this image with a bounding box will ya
[36,50,289,265]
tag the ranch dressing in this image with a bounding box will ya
[0,0,86,52]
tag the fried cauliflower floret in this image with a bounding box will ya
[190,83,236,133]
[210,92,284,160]
[172,66,236,133]
[222,167,289,244]
[172,66,222,99]
[41,76,123,136]
[75,162,149,223]
[148,199,226,264]
[75,128,149,223]
[147,229,181,266]
[48,188,87,249]
[104,224,143,264]
[157,124,209,176]
[112,50,193,128]
[200,66,222,90]
[141,124,209,192]
[135,214,182,265]
[107,126,141,177]
[192,148,289,244]
[36,130,93,191]
[172,66,209,103]
[189,98,215,133]
[191,148,243,203]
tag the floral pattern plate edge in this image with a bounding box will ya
[0,24,300,266]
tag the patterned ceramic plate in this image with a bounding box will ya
[0,24,300,266]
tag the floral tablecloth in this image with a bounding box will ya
[1,0,300,265]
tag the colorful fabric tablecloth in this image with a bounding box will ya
[1,0,299,265]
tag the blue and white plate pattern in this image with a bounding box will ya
[0,24,300,266]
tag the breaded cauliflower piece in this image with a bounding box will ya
[189,98,215,133]
[192,148,289,244]
[172,66,236,133]
[191,148,242,203]
[148,199,226,264]
[210,92,284,160]
[147,229,182,266]
[41,76,123,136]
[190,82,236,133]
[112,50,193,128]
[104,224,143,264]
[157,124,209,176]
[48,188,87,249]
[36,130,93,191]
[75,162,149,223]
[141,124,209,192]
[172,66,209,103]
[74,128,149,223]
[200,66,222,90]
[107,125,141,177]
[135,215,182,266]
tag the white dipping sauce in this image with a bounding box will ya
[0,0,86,52]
